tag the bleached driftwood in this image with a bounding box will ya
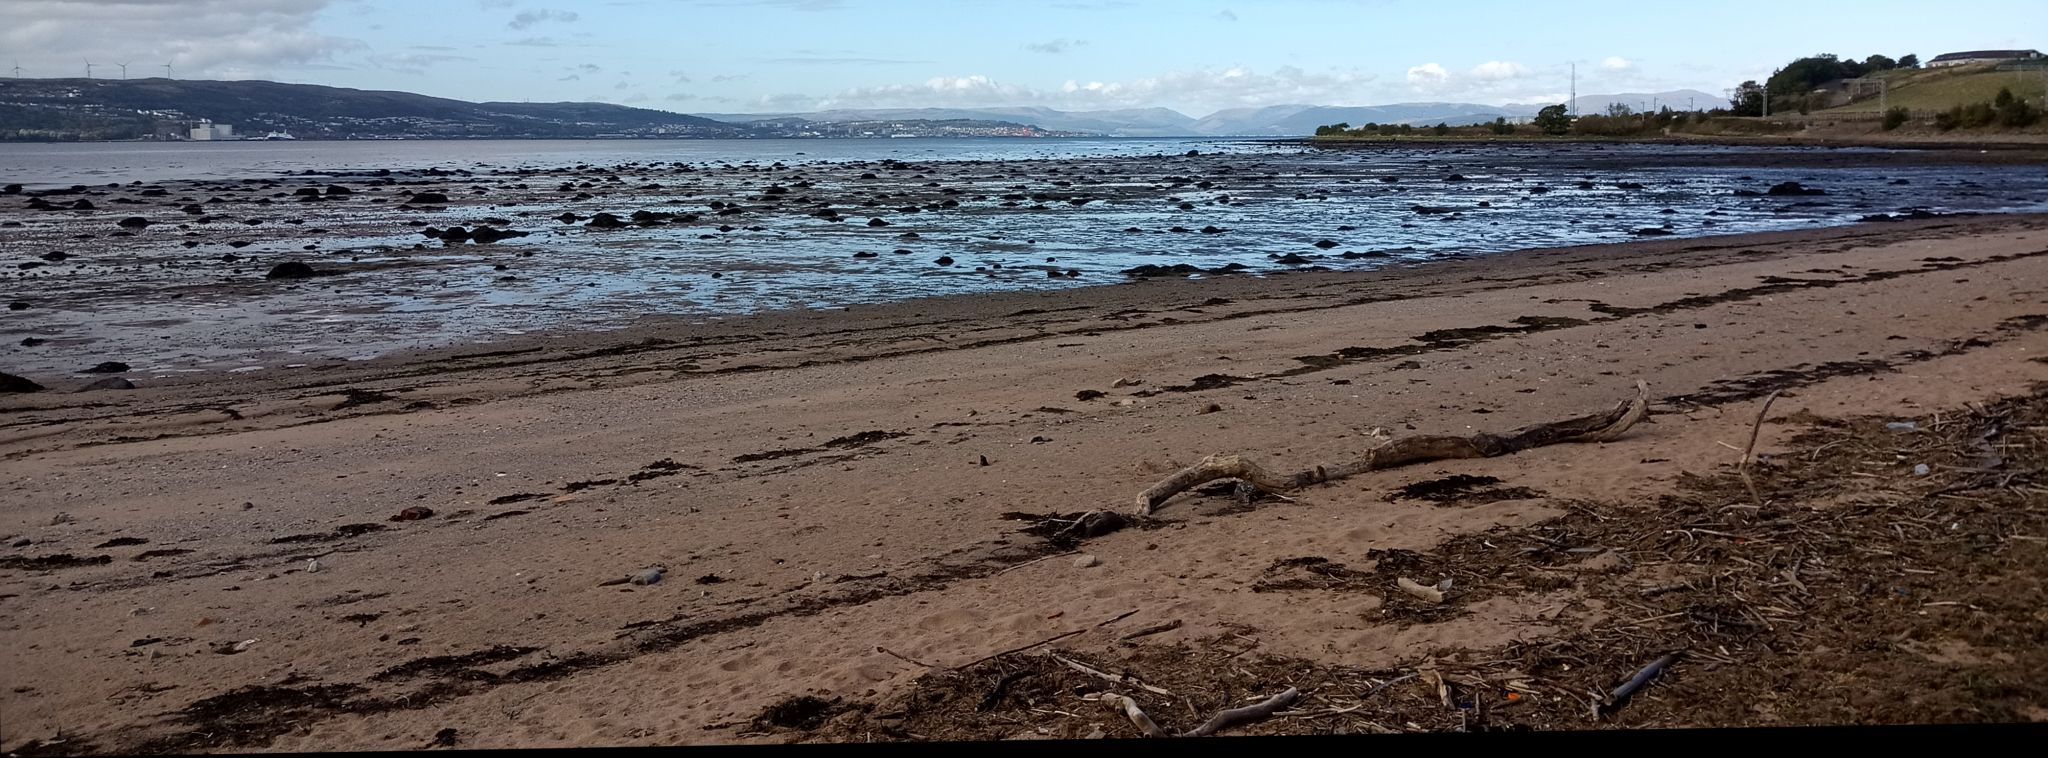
[1182,687,1301,737]
[1136,381,1650,515]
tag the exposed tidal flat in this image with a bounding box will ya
[4,137,2047,378]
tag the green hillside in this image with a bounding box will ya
[1826,63,2048,113]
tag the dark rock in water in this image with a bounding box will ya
[469,227,529,243]
[1631,227,1676,236]
[1732,189,1763,197]
[1577,181,1596,190]
[1200,225,1225,234]
[78,376,135,392]
[117,216,151,228]
[555,212,581,224]
[2,184,20,195]
[1066,269,1081,278]
[586,213,627,229]
[1766,181,1825,196]
[1410,205,1456,215]
[71,199,95,210]
[409,192,451,204]
[1312,239,1339,248]
[1121,263,1204,277]
[1177,202,1195,210]
[1341,250,1395,259]
[852,251,879,258]
[1184,150,1201,157]
[21,337,47,347]
[85,361,130,374]
[1890,179,1910,186]
[40,251,69,261]
[892,249,913,255]
[1274,253,1316,264]
[867,218,891,227]
[1379,176,1400,183]
[325,185,353,196]
[1046,269,1066,278]
[266,261,320,279]
[934,256,955,266]
[19,262,44,270]
[293,187,323,198]
[1445,174,1467,182]
[1615,182,1646,190]
[181,204,204,214]
[2,372,45,393]
[7,302,28,311]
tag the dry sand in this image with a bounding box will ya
[3,214,2047,751]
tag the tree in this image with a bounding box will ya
[1728,81,1765,117]
[1899,53,1920,68]
[1995,87,2016,110]
[1863,54,1898,71]
[1533,104,1571,135]
[1433,122,1451,136]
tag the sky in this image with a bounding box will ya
[2,0,2042,116]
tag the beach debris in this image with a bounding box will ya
[1185,687,1301,737]
[214,639,259,655]
[305,559,323,574]
[1111,377,1144,388]
[1885,421,1918,431]
[1116,619,1183,643]
[1072,554,1101,569]
[1914,463,1931,476]
[390,506,435,521]
[1738,390,1783,506]
[1094,692,1168,737]
[429,728,460,748]
[1596,652,1682,718]
[1397,577,1446,603]
[1054,654,1174,697]
[1,372,45,394]
[1075,390,1106,401]
[84,362,130,374]
[1133,380,1650,515]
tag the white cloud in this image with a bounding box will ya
[1406,62,1449,90]
[1024,38,1086,54]
[0,0,362,80]
[766,65,1378,113]
[1469,61,1528,81]
[1602,56,1634,72]
[507,8,578,30]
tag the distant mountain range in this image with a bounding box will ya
[700,90,1728,136]
[0,77,1729,141]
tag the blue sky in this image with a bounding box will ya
[4,0,2042,115]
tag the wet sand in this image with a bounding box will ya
[4,210,2047,750]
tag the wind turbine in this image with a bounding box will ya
[84,60,95,79]
[162,62,173,79]
[116,62,130,80]
[10,61,20,79]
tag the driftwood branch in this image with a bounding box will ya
[1597,651,1682,718]
[1097,693,1168,737]
[1181,687,1301,737]
[1739,390,1782,507]
[1137,381,1651,515]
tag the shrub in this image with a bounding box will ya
[1882,106,1910,131]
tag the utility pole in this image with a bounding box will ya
[1763,81,1770,117]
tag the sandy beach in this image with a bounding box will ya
[5,206,2047,750]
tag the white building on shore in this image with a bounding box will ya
[189,120,235,141]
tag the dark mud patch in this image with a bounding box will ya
[0,553,113,571]
[1388,474,1546,504]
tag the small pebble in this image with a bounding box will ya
[1072,554,1100,569]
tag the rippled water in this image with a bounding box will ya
[5,139,2048,377]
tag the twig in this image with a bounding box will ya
[1739,390,1783,507]
[1117,619,1183,643]
[1052,654,1175,697]
[994,551,1079,576]
[875,646,936,668]
[956,609,1140,669]
[1182,687,1302,737]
